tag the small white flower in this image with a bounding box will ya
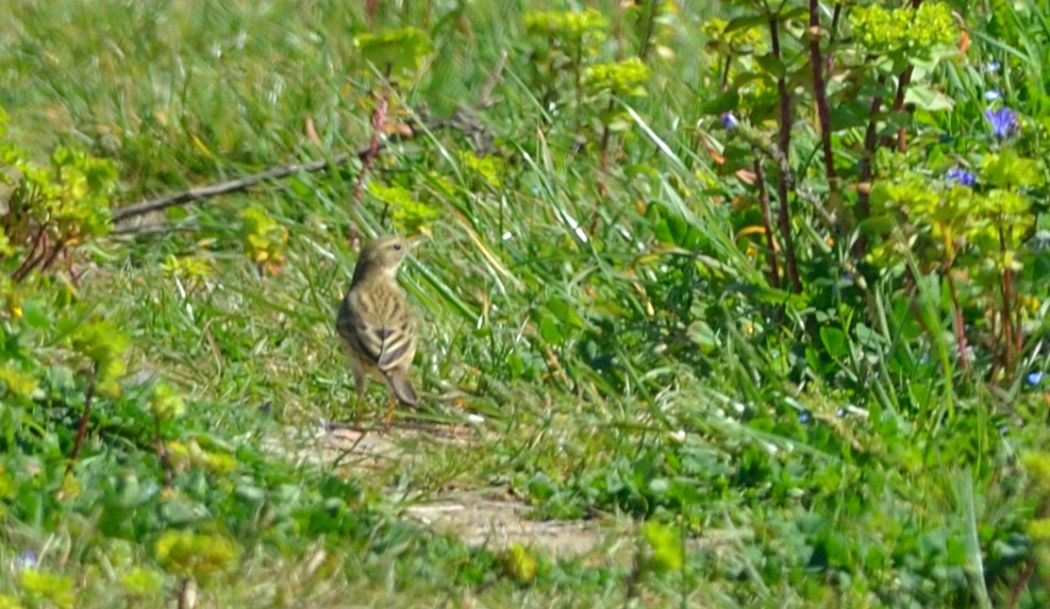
[466,414,486,426]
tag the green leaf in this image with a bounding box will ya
[982,151,1043,189]
[642,521,683,572]
[353,27,432,77]
[904,85,954,112]
[819,327,849,359]
[722,15,768,35]
[538,313,563,344]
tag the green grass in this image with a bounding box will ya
[2,0,1050,607]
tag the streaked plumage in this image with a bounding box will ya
[336,235,421,410]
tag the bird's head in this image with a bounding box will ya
[355,234,424,280]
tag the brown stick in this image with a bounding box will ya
[111,151,359,222]
[65,370,97,478]
[111,91,501,225]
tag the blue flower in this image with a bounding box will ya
[984,60,1001,73]
[1026,371,1044,386]
[13,551,37,570]
[835,407,846,418]
[720,112,738,130]
[946,167,976,187]
[984,89,1002,102]
[798,410,812,425]
[985,107,1019,139]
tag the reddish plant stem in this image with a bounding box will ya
[65,371,97,478]
[827,3,843,76]
[769,17,803,294]
[886,0,923,150]
[10,227,47,282]
[350,94,390,249]
[1007,555,1037,609]
[37,240,65,275]
[855,75,886,257]
[353,95,389,206]
[753,157,781,290]
[891,65,915,151]
[808,0,836,181]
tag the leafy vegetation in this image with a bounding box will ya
[2,0,1050,607]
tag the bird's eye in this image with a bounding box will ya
[393,243,403,251]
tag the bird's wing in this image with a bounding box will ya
[340,285,415,372]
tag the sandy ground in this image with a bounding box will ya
[266,420,751,562]
[265,420,617,558]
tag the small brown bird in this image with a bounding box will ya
[336,235,423,422]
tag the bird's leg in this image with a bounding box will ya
[383,394,397,429]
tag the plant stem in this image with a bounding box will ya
[999,224,1018,373]
[638,0,659,61]
[11,227,47,282]
[886,0,923,150]
[890,65,915,151]
[753,157,781,289]
[826,3,843,75]
[769,17,802,294]
[66,369,97,478]
[597,98,615,197]
[945,268,970,372]
[808,0,836,181]
[855,75,886,257]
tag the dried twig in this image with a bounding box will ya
[111,151,361,223]
[109,54,509,230]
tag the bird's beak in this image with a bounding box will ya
[408,234,427,249]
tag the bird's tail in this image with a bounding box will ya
[385,369,419,406]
